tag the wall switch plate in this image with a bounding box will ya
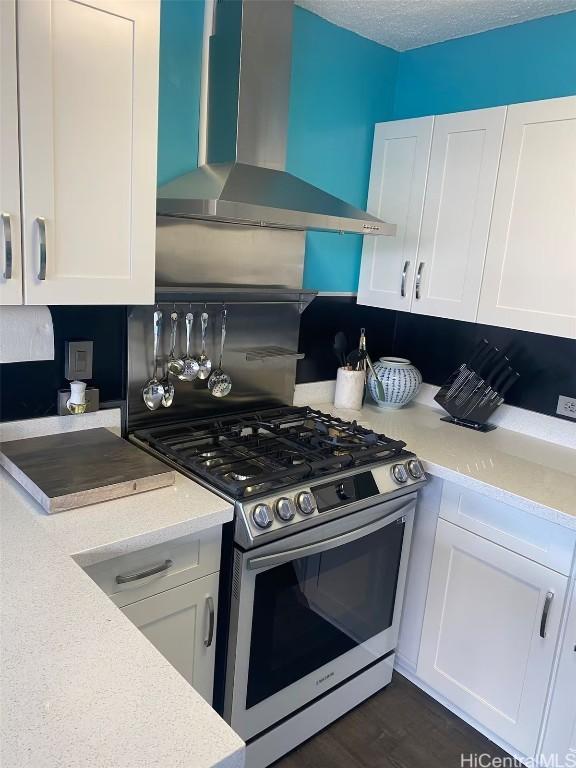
[65,340,93,381]
[556,395,576,420]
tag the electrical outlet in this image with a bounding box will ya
[556,395,576,420]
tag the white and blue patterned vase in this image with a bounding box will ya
[368,357,422,409]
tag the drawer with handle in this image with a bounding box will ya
[439,482,576,575]
[84,527,222,608]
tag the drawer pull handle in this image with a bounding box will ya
[204,596,215,647]
[1,213,13,279]
[540,591,554,638]
[115,559,173,584]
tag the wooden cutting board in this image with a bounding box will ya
[0,428,175,513]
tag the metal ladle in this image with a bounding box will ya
[167,311,184,377]
[161,312,181,407]
[178,311,200,382]
[142,310,165,411]
[208,308,232,398]
[197,310,212,380]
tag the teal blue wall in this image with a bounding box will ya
[287,8,398,291]
[394,11,576,119]
[157,4,576,292]
[157,0,204,186]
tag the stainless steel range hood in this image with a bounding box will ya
[156,0,395,236]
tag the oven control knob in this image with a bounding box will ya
[275,497,296,522]
[296,491,317,516]
[252,503,273,529]
[392,463,409,484]
[407,459,424,479]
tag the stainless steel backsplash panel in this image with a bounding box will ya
[127,300,303,431]
[156,218,306,289]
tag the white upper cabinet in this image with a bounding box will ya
[17,0,159,305]
[0,0,23,305]
[358,117,433,311]
[478,97,576,339]
[412,108,505,321]
[540,586,576,764]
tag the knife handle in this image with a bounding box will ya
[475,347,500,378]
[499,371,520,397]
[466,338,490,369]
[485,355,510,386]
[492,365,514,394]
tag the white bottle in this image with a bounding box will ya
[67,380,87,414]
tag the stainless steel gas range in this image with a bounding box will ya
[130,403,426,768]
[126,215,420,767]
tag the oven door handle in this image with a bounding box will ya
[247,501,412,571]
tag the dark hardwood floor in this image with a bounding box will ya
[274,673,511,768]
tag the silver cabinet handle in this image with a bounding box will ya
[400,260,410,298]
[540,591,554,638]
[1,213,13,279]
[115,559,173,584]
[37,217,47,280]
[415,261,424,299]
[204,596,215,647]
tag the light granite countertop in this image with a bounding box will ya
[0,413,244,768]
[313,400,576,528]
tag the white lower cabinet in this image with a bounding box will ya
[122,572,219,705]
[540,586,576,764]
[417,518,568,757]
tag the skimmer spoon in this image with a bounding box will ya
[208,308,232,398]
[178,311,200,381]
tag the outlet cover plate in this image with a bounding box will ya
[556,395,576,420]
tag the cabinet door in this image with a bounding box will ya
[540,587,576,764]
[121,573,219,705]
[17,0,159,305]
[417,519,567,757]
[478,97,576,339]
[358,117,433,311]
[0,0,22,305]
[412,107,505,321]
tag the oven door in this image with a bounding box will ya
[225,494,415,741]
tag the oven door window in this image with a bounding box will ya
[246,519,405,709]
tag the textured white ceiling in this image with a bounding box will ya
[296,0,576,51]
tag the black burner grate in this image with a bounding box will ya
[133,406,407,499]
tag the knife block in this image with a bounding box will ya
[435,378,501,431]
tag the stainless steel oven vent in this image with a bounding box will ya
[156,0,395,236]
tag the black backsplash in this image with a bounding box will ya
[2,298,574,424]
[0,307,126,422]
[297,296,576,420]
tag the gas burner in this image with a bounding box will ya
[226,462,262,482]
[201,456,228,469]
[287,454,306,466]
[200,448,222,458]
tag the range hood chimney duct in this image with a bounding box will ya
[157,0,395,236]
